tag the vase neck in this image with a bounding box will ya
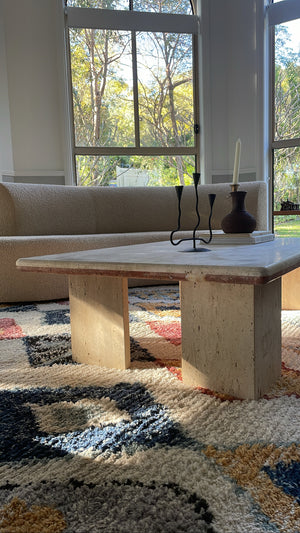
[231,191,246,211]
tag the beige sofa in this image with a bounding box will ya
[0,181,268,303]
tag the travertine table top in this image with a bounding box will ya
[16,238,300,285]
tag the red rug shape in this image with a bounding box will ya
[147,320,181,345]
[0,318,24,340]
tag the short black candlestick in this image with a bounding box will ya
[170,173,216,252]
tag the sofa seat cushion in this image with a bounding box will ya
[0,231,188,302]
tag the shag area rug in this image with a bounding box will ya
[0,285,299,533]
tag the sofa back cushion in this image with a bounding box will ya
[93,182,267,233]
[0,183,96,235]
[0,184,16,235]
[0,181,267,236]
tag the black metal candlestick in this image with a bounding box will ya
[170,173,216,252]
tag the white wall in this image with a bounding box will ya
[0,2,13,174]
[200,0,266,184]
[0,0,66,183]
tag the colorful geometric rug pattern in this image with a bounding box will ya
[0,285,299,532]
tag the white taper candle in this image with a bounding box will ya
[232,138,241,185]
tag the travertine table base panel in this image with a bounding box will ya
[180,278,282,399]
[69,275,130,369]
[282,267,300,310]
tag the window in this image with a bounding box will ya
[64,0,199,186]
[268,0,300,230]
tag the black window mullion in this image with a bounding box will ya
[192,33,200,172]
[131,30,140,148]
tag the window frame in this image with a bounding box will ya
[63,2,201,185]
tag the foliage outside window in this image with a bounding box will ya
[270,4,300,211]
[65,0,199,186]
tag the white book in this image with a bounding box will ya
[196,230,275,245]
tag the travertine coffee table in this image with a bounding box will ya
[17,239,300,399]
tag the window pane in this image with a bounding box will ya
[75,155,195,186]
[69,28,135,147]
[274,20,300,141]
[133,0,192,14]
[273,146,300,210]
[137,32,194,148]
[67,1,129,9]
